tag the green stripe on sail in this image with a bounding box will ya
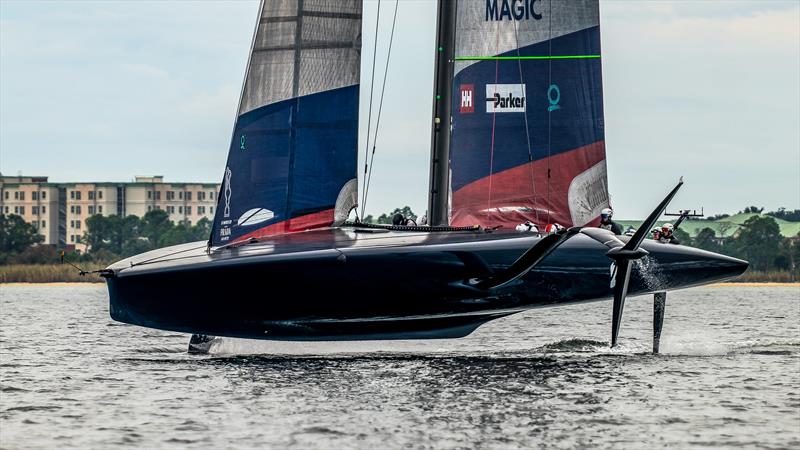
[454,55,601,61]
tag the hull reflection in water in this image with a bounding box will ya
[104,227,748,341]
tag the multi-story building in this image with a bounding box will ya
[0,175,220,252]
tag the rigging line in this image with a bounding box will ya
[129,243,211,267]
[361,0,399,218]
[488,19,502,214]
[513,17,539,226]
[360,0,382,220]
[546,0,553,225]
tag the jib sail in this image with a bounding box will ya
[449,0,609,229]
[211,0,362,246]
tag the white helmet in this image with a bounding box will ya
[661,223,674,233]
[601,208,613,219]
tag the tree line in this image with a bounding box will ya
[0,207,798,274]
[0,210,210,264]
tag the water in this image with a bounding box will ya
[1,284,798,449]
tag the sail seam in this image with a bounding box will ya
[261,11,362,23]
[455,55,600,61]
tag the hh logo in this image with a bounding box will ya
[460,84,474,114]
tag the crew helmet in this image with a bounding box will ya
[601,208,613,220]
[545,223,564,233]
[661,223,674,234]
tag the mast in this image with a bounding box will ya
[427,0,458,226]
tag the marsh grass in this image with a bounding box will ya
[0,264,107,283]
[731,270,798,283]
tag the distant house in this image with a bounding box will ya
[0,175,220,252]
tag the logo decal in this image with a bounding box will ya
[219,167,233,241]
[460,84,474,114]
[237,208,275,227]
[486,0,543,21]
[223,167,232,218]
[485,84,526,113]
[547,84,561,112]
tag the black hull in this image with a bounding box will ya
[104,228,747,340]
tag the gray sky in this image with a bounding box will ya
[1,0,798,219]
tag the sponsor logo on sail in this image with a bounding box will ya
[485,84,526,113]
[460,84,475,114]
[547,84,561,112]
[486,0,543,21]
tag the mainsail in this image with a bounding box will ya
[211,0,362,246]
[448,0,609,229]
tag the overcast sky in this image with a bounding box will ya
[1,0,798,219]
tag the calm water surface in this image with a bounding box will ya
[1,284,798,449]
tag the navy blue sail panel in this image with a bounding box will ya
[211,0,362,246]
[449,0,609,230]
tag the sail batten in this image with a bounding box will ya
[211,0,362,246]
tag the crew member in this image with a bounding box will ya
[516,221,539,233]
[653,223,680,244]
[599,208,622,235]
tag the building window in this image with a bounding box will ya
[186,191,192,201]
[166,191,174,200]
[18,206,24,215]
[178,206,183,214]
[210,191,215,200]
[75,205,81,215]
[70,205,74,213]
[179,191,183,200]
[88,206,95,215]
[41,191,46,200]
[32,206,39,215]
[32,191,39,201]
[99,190,103,199]
[70,191,74,199]
[70,235,74,243]
[210,206,214,214]
[98,205,103,213]
[3,191,8,200]
[155,191,161,200]
[41,206,46,214]
[167,206,175,214]
[20,191,25,201]
[88,191,95,200]
[198,206,205,214]
[41,220,46,228]
[14,206,19,214]
[3,206,8,214]
[147,205,152,212]
[76,220,81,229]
[147,191,152,200]
[186,206,192,215]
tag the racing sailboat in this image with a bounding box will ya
[101,0,747,352]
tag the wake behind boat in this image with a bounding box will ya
[101,0,747,351]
